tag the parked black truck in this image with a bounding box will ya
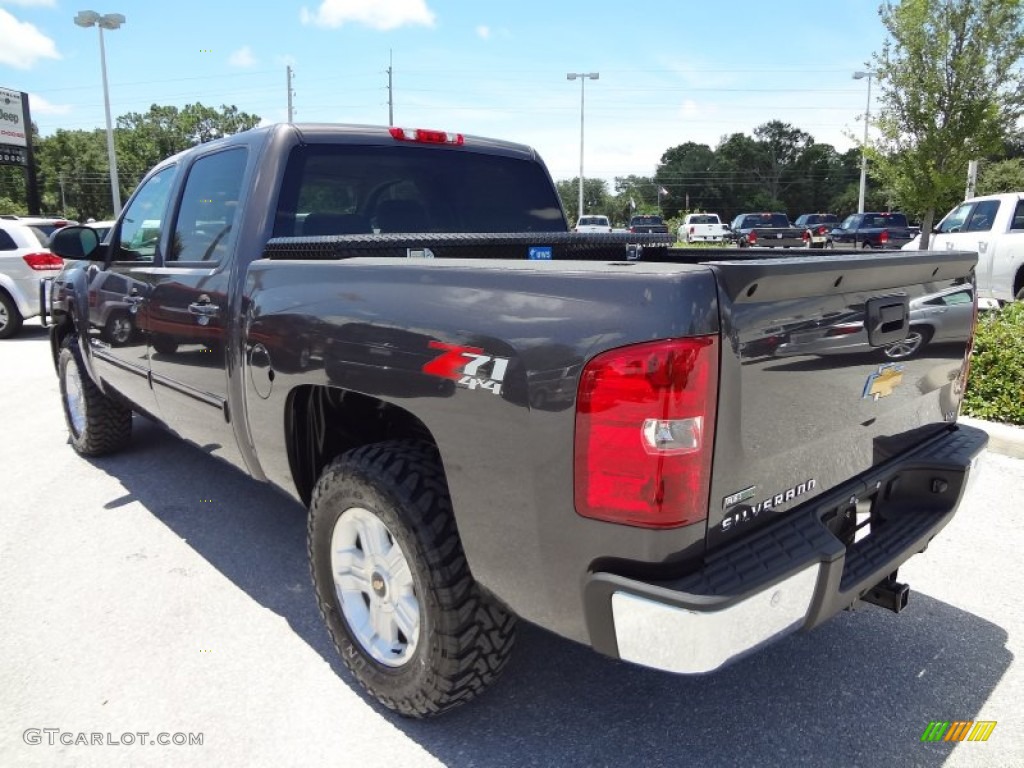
[830,211,916,249]
[45,123,986,718]
[729,212,806,248]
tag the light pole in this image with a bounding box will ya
[567,72,598,221]
[853,70,875,214]
[74,10,125,217]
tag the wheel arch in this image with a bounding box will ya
[1013,265,1024,300]
[285,384,439,507]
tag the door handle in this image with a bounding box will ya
[188,302,220,317]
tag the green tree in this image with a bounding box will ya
[555,177,611,224]
[116,103,261,198]
[654,142,718,218]
[869,0,1024,247]
[978,158,1024,194]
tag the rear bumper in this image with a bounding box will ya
[583,423,988,674]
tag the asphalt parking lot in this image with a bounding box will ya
[1,320,1023,768]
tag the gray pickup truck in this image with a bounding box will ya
[45,122,986,718]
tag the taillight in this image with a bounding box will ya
[574,336,719,528]
[23,252,63,271]
[817,226,827,236]
[629,227,636,233]
[748,230,758,245]
[689,226,695,235]
[879,230,889,245]
[389,126,464,145]
[825,323,863,337]
[802,230,810,242]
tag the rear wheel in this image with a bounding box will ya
[0,291,23,339]
[58,337,132,455]
[883,327,931,360]
[308,440,517,718]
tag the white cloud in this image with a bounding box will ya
[27,93,70,115]
[300,0,435,30]
[0,9,60,69]
[476,25,490,40]
[0,1,57,7]
[228,46,257,68]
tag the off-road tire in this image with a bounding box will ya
[58,337,132,455]
[0,290,23,339]
[308,439,517,718]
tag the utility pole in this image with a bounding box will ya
[387,50,394,126]
[287,65,295,123]
[966,160,978,200]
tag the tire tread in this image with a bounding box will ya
[308,439,516,718]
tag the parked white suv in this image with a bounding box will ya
[574,215,612,233]
[0,220,64,338]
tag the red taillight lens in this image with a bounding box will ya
[825,323,863,337]
[879,230,889,245]
[817,226,827,236]
[23,252,63,271]
[689,226,695,234]
[802,230,810,242]
[574,337,719,528]
[389,126,465,145]
[748,230,757,245]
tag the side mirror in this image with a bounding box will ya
[50,225,102,261]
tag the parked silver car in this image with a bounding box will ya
[772,285,975,360]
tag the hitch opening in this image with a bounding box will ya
[861,572,910,614]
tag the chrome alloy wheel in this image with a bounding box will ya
[330,506,420,667]
[63,359,87,436]
[884,330,925,359]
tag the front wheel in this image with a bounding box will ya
[58,337,132,455]
[308,440,517,718]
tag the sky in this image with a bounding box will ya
[0,0,887,187]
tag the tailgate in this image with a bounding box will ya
[704,250,977,550]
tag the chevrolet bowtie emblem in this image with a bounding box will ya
[862,363,904,401]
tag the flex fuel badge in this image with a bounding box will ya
[423,341,510,395]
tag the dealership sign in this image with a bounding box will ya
[0,87,27,147]
[0,87,28,166]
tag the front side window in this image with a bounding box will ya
[169,148,247,263]
[113,166,177,262]
[937,202,973,234]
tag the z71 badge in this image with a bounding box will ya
[422,341,510,395]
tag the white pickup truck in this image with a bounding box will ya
[903,192,1024,303]
[678,213,730,243]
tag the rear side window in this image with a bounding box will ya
[274,144,566,236]
[964,200,1000,233]
[0,229,15,250]
[169,148,248,263]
